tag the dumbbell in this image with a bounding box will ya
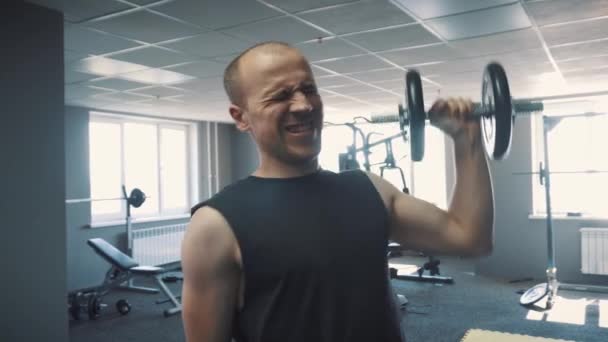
[372,63,544,161]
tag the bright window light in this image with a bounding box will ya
[89,113,192,222]
[319,123,446,206]
[89,121,122,220]
[532,114,608,217]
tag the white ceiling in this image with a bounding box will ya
[27,0,608,122]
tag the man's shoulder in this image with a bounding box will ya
[190,177,252,216]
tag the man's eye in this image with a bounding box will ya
[303,86,318,95]
[272,90,291,100]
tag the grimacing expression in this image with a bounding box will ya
[236,48,324,165]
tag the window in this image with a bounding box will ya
[532,114,608,217]
[319,123,446,207]
[89,113,193,222]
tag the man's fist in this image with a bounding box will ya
[428,97,480,139]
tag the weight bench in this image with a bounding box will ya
[86,238,182,317]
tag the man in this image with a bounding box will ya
[181,41,494,342]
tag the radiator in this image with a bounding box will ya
[132,223,187,266]
[580,228,608,275]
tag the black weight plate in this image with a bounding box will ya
[520,283,548,306]
[129,188,146,208]
[481,63,512,160]
[87,294,101,320]
[116,299,131,315]
[406,70,425,162]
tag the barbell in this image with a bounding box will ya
[370,62,545,161]
[65,187,147,208]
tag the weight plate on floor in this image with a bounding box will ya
[520,283,548,306]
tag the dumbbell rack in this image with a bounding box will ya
[520,114,608,310]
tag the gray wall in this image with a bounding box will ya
[473,116,608,285]
[231,128,260,182]
[65,108,236,291]
[0,2,67,341]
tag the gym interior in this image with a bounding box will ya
[3,0,608,341]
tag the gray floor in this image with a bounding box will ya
[69,255,608,342]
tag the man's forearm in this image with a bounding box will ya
[448,131,494,254]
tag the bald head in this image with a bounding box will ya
[223,41,309,107]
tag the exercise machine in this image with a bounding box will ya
[67,238,182,320]
[519,113,608,310]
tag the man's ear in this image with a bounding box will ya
[229,104,250,132]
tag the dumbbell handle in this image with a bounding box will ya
[370,100,544,123]
[473,100,544,118]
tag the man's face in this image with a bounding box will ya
[234,48,324,165]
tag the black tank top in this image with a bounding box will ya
[191,169,404,342]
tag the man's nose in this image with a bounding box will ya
[290,91,313,113]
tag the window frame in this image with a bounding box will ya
[530,113,608,219]
[89,112,194,224]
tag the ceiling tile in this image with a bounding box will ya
[311,65,335,77]
[370,79,406,90]
[65,70,98,84]
[128,86,185,98]
[97,92,154,103]
[526,0,608,27]
[119,68,195,85]
[315,54,394,73]
[316,75,360,88]
[425,3,531,41]
[165,60,226,78]
[296,38,364,62]
[299,1,415,35]
[557,55,608,71]
[485,48,550,67]
[345,24,440,52]
[432,71,483,85]
[64,24,141,55]
[177,77,224,93]
[152,0,280,30]
[322,95,361,107]
[86,10,203,43]
[126,0,161,5]
[161,32,252,58]
[450,28,542,57]
[65,84,114,100]
[541,17,608,46]
[406,60,487,76]
[70,56,149,77]
[351,91,402,103]
[108,47,194,68]
[27,0,133,22]
[213,53,240,64]
[379,44,464,66]
[563,68,608,79]
[550,39,608,60]
[347,68,404,83]
[88,77,150,91]
[390,0,517,20]
[329,83,387,95]
[264,0,359,13]
[180,90,227,104]
[220,16,327,44]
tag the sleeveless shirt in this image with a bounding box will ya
[191,169,404,342]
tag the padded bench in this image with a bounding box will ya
[86,238,182,317]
